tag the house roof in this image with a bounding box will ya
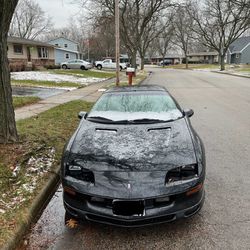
[229,36,250,54]
[55,47,79,54]
[7,36,54,47]
[48,37,79,45]
[187,51,218,57]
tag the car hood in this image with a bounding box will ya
[68,118,196,172]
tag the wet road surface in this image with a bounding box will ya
[12,86,66,99]
[23,67,250,249]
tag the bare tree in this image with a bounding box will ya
[173,5,195,69]
[9,0,53,39]
[188,0,250,70]
[0,0,19,143]
[156,16,174,67]
[89,0,171,69]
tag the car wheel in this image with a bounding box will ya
[62,65,67,70]
[80,66,86,70]
[120,66,123,71]
[97,65,102,70]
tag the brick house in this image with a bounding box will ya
[7,36,55,71]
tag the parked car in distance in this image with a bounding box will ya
[95,59,127,71]
[158,59,172,66]
[61,59,93,70]
[61,85,206,227]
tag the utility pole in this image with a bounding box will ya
[115,0,120,86]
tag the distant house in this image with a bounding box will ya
[48,37,80,65]
[187,51,219,64]
[7,36,55,71]
[149,54,183,65]
[227,36,250,64]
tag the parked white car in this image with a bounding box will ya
[61,60,93,70]
[95,59,127,71]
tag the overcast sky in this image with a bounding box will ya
[34,0,81,28]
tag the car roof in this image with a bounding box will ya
[106,85,168,93]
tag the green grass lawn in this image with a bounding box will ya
[13,96,41,109]
[51,69,116,79]
[11,79,82,88]
[0,100,93,248]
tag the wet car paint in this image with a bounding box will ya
[61,86,206,226]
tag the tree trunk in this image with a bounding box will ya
[140,56,145,70]
[131,52,137,69]
[185,55,189,69]
[0,0,19,143]
[220,54,225,71]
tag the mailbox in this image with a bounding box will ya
[126,67,136,77]
[126,67,136,86]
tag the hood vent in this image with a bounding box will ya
[148,127,171,132]
[95,128,117,133]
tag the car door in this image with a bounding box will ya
[102,59,111,69]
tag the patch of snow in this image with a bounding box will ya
[11,71,106,85]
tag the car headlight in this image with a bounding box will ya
[165,164,198,183]
[66,164,95,183]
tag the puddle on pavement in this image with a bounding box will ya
[12,86,67,99]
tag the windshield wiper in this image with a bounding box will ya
[87,116,115,123]
[128,118,174,124]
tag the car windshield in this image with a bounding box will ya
[87,91,183,123]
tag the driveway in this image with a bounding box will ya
[23,67,250,250]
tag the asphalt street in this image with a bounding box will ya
[23,67,250,250]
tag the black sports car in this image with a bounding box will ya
[61,85,205,227]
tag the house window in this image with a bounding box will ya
[13,44,23,54]
[65,53,70,59]
[37,47,49,59]
[64,44,68,48]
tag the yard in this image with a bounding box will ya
[11,69,115,89]
[0,100,93,248]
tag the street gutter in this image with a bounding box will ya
[4,166,60,250]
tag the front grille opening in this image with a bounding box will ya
[112,200,144,216]
[184,205,200,217]
[86,214,176,226]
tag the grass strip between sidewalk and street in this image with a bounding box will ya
[0,100,94,249]
[11,79,83,89]
[50,69,116,79]
[13,96,41,109]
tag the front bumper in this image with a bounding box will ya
[63,187,205,227]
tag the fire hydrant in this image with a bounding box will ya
[126,67,136,86]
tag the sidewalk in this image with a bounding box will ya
[15,77,116,121]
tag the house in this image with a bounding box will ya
[47,37,80,65]
[149,54,183,65]
[7,36,55,71]
[227,36,250,64]
[187,51,219,64]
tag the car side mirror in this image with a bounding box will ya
[78,111,87,119]
[183,109,194,118]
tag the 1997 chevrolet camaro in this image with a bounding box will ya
[61,85,205,227]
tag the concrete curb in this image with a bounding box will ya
[4,166,61,250]
[212,70,250,79]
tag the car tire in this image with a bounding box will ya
[62,65,67,70]
[120,66,123,71]
[80,66,86,70]
[97,65,102,70]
